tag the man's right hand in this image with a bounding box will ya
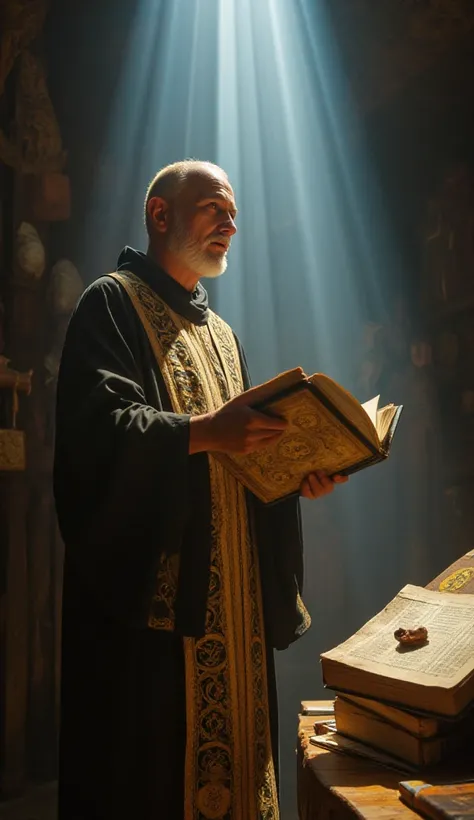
[189,403,288,455]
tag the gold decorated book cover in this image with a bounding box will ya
[214,368,402,503]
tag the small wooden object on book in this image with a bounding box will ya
[214,367,402,503]
[399,779,474,819]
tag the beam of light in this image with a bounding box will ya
[83,0,396,388]
[210,2,414,658]
[82,0,220,277]
[210,0,399,391]
[216,0,282,374]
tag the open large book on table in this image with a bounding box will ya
[321,585,474,718]
[213,367,402,504]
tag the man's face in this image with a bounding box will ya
[168,169,238,279]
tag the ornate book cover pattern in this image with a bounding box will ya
[427,549,474,596]
[215,388,373,503]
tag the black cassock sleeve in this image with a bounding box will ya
[54,277,195,626]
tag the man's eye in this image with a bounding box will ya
[208,202,218,210]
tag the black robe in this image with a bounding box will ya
[54,247,309,820]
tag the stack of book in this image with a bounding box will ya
[318,552,474,771]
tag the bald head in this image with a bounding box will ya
[144,159,237,285]
[144,160,229,233]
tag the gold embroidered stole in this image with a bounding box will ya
[109,271,279,820]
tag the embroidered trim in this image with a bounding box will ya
[148,551,180,631]
[109,271,279,819]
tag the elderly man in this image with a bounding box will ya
[54,160,346,820]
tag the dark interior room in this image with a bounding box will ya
[1,1,474,818]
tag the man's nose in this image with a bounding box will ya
[220,215,237,236]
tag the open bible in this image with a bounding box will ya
[321,585,474,717]
[213,367,402,503]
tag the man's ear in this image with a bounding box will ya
[147,196,169,233]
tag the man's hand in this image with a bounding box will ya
[190,405,351,501]
[189,404,288,455]
[300,470,349,500]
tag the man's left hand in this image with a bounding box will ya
[300,470,349,500]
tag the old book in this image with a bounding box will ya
[320,585,474,717]
[310,731,413,773]
[427,550,474,596]
[213,367,402,503]
[313,719,337,735]
[300,699,335,716]
[334,698,473,767]
[338,694,451,738]
[399,779,474,819]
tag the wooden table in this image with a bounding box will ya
[297,713,418,820]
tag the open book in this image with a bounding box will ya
[321,585,474,718]
[214,367,402,503]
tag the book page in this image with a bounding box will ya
[376,404,398,442]
[361,395,380,429]
[310,374,379,448]
[322,585,474,690]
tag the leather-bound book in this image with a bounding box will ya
[399,779,474,819]
[427,551,474,596]
[214,367,402,504]
[335,698,474,768]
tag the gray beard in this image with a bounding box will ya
[168,217,228,279]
